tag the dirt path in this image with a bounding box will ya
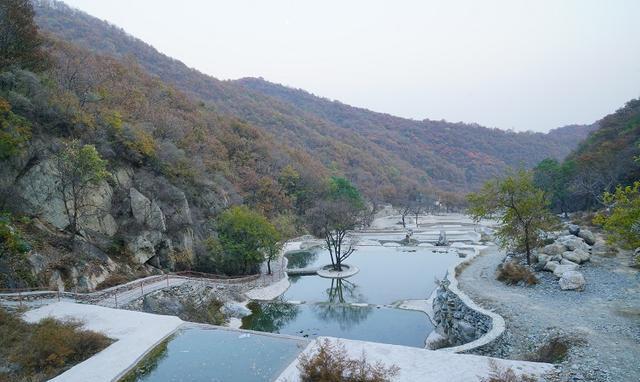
[458,244,640,382]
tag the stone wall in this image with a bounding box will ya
[432,279,492,346]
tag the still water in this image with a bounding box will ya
[241,245,459,347]
[134,328,307,382]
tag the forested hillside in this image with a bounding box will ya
[0,0,328,289]
[533,98,640,213]
[33,0,595,199]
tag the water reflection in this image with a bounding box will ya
[242,302,300,333]
[311,303,373,330]
[285,250,319,269]
[326,278,363,303]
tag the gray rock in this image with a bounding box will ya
[544,261,560,272]
[553,264,579,278]
[537,254,550,265]
[559,270,586,291]
[560,258,579,266]
[435,230,449,246]
[130,188,166,231]
[568,224,580,236]
[221,302,252,318]
[48,270,65,291]
[127,231,162,264]
[577,229,596,245]
[557,235,590,252]
[542,243,567,256]
[563,249,590,264]
[562,251,583,264]
[16,159,69,229]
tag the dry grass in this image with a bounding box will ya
[496,261,538,286]
[524,335,584,364]
[0,308,112,382]
[478,360,537,382]
[298,339,399,382]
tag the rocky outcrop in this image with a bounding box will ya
[130,187,166,231]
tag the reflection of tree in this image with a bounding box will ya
[325,278,362,303]
[311,303,373,330]
[285,250,319,269]
[241,302,300,333]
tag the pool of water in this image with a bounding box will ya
[133,328,307,382]
[284,246,460,304]
[240,244,460,348]
[242,302,432,348]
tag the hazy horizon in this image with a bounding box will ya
[61,0,640,132]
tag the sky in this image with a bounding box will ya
[62,0,640,132]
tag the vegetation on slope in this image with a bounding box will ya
[0,307,112,382]
[33,0,594,201]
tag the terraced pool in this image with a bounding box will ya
[241,245,461,347]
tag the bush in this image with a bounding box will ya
[298,339,399,382]
[0,308,112,381]
[524,335,583,364]
[479,360,537,382]
[496,261,538,286]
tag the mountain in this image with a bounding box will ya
[567,98,640,196]
[33,0,595,198]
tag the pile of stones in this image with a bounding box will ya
[535,224,595,291]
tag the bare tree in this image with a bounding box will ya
[307,198,365,271]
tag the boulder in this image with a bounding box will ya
[553,264,579,278]
[561,251,582,264]
[16,159,69,229]
[221,302,252,318]
[48,270,65,291]
[577,229,596,245]
[537,254,550,265]
[542,243,566,256]
[435,230,449,246]
[544,261,560,272]
[568,224,580,236]
[127,231,162,264]
[130,188,166,231]
[557,235,590,252]
[559,271,586,291]
[563,249,590,264]
[560,258,578,266]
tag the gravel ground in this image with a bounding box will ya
[458,240,640,382]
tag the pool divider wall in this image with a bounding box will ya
[428,246,506,354]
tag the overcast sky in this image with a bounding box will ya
[62,0,640,132]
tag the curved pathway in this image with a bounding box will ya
[458,244,640,382]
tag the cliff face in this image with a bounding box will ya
[2,135,230,291]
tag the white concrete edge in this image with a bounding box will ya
[111,323,185,381]
[437,245,506,353]
[396,244,506,354]
[245,256,291,300]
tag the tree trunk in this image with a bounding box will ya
[524,226,531,265]
[267,258,272,275]
[401,215,406,228]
